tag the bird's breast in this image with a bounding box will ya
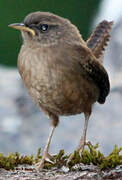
[18,45,99,116]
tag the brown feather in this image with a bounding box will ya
[87,20,113,62]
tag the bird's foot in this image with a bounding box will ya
[67,140,90,166]
[35,152,54,170]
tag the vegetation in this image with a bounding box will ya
[0,143,122,170]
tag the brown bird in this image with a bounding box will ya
[9,12,112,169]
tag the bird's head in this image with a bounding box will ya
[9,11,82,46]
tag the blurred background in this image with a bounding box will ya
[0,0,122,156]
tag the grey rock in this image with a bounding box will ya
[0,164,122,179]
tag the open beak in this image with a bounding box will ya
[8,23,35,36]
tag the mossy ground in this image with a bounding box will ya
[0,143,122,170]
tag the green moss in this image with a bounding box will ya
[67,143,122,170]
[0,152,34,170]
[70,143,122,170]
[0,144,122,170]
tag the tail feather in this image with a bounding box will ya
[87,20,113,62]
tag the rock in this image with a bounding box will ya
[0,164,122,179]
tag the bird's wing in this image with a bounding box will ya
[70,44,110,104]
[51,43,110,104]
[86,20,113,63]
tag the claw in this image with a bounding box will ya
[67,141,90,166]
[35,152,54,170]
[66,153,75,166]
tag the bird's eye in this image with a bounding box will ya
[39,24,48,32]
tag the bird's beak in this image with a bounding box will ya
[8,23,35,36]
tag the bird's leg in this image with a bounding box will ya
[67,112,91,164]
[77,112,90,153]
[36,114,59,170]
[38,126,55,168]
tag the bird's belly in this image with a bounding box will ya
[27,75,98,116]
[28,86,86,116]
